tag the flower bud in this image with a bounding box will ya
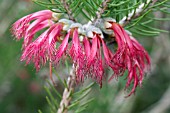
[59,19,74,31]
[84,24,104,38]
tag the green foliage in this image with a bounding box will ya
[39,70,95,113]
[103,0,142,21]
[33,0,103,22]
[127,0,170,37]
[33,0,65,12]
[33,0,170,37]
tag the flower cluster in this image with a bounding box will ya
[104,20,151,96]
[12,10,150,96]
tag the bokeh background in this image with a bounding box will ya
[0,0,170,113]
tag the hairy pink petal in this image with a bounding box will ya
[21,30,49,71]
[20,24,62,71]
[23,20,54,48]
[87,35,98,66]
[30,10,52,20]
[74,35,105,86]
[12,15,31,40]
[69,29,80,61]
[48,24,62,44]
[86,35,104,86]
[54,31,70,63]
[109,22,151,96]
[102,40,117,70]
[132,37,151,70]
[83,37,91,58]
[126,65,139,97]
[45,24,63,59]
[69,29,86,82]
[12,10,53,40]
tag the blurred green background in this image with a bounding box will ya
[0,0,170,113]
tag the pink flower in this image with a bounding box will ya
[12,10,53,41]
[69,29,83,62]
[82,34,107,87]
[106,22,151,96]
[69,29,85,82]
[12,11,151,95]
[54,30,71,63]
[21,24,63,71]
[22,20,54,49]
[86,35,104,87]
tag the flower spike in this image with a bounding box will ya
[69,29,85,82]
[20,23,63,71]
[12,9,151,96]
[12,10,54,40]
[20,30,49,71]
[83,26,106,87]
[105,21,151,96]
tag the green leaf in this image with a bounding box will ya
[160,9,170,14]
[140,24,169,33]
[108,0,130,7]
[44,86,59,108]
[73,82,95,96]
[38,109,43,113]
[65,60,70,74]
[75,106,88,113]
[46,80,62,99]
[135,27,160,34]
[63,79,68,89]
[114,2,140,12]
[126,9,151,29]
[46,96,56,113]
[132,29,159,36]
[163,3,170,8]
[52,68,68,88]
[67,100,80,109]
[73,88,91,103]
[79,98,94,107]
[149,0,168,8]
[141,20,153,24]
[147,17,170,21]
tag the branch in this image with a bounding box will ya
[57,65,76,113]
[119,0,161,27]
[61,0,75,21]
[93,0,110,23]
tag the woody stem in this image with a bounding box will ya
[92,0,110,23]
[119,0,159,26]
[57,65,76,113]
[61,0,75,21]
